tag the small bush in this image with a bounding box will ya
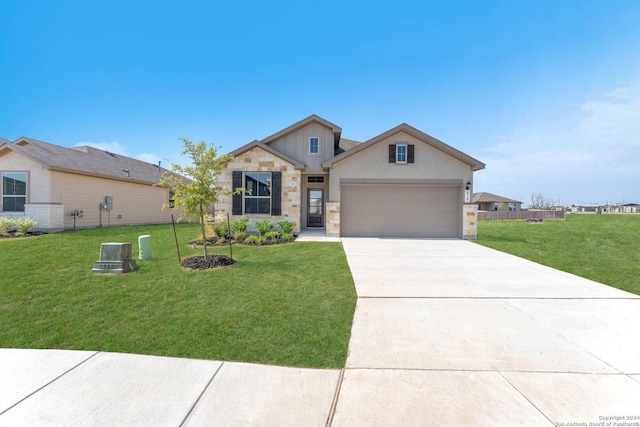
[256,219,273,236]
[265,231,279,241]
[231,218,248,234]
[15,218,38,235]
[280,233,295,242]
[213,221,229,238]
[0,217,15,236]
[277,220,294,235]
[234,231,247,241]
[256,236,266,244]
[245,235,259,244]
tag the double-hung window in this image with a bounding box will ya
[309,137,319,155]
[244,172,271,214]
[396,144,407,163]
[2,172,27,212]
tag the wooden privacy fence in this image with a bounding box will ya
[477,210,566,221]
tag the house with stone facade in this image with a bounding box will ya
[216,115,485,239]
[0,137,183,232]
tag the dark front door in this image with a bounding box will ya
[307,189,324,227]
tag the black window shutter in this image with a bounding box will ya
[408,144,415,163]
[232,171,242,215]
[271,171,282,216]
[389,144,396,163]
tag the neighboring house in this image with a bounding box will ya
[0,137,183,232]
[571,204,602,213]
[216,115,485,239]
[473,192,522,212]
[614,203,640,213]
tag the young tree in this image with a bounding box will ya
[158,138,233,260]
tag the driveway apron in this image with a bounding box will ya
[333,238,640,426]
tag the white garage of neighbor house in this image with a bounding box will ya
[0,137,184,232]
[216,115,485,239]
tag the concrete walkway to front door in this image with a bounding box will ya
[333,238,640,426]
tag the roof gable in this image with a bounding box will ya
[322,123,485,170]
[260,114,342,147]
[229,140,305,170]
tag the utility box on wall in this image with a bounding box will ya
[105,196,113,210]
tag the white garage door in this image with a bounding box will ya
[340,184,461,238]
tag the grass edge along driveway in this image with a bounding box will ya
[474,214,640,296]
[0,224,357,369]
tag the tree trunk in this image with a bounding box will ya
[199,203,208,260]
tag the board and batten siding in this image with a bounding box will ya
[61,172,173,229]
[266,122,335,173]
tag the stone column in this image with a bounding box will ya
[325,202,340,237]
[463,203,478,240]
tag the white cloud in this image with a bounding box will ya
[75,141,130,156]
[475,81,640,206]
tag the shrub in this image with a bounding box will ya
[244,235,259,244]
[234,231,247,241]
[256,219,273,236]
[0,217,15,236]
[280,233,295,242]
[213,221,229,238]
[231,218,248,234]
[277,220,294,235]
[256,236,266,245]
[15,218,38,235]
[264,231,279,241]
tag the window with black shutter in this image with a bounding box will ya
[389,144,396,163]
[232,171,242,215]
[271,172,282,215]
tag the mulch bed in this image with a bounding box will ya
[181,255,236,270]
[0,231,48,239]
[188,236,294,247]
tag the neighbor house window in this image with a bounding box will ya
[309,137,319,154]
[244,172,271,214]
[508,203,516,212]
[2,172,27,212]
[168,190,176,208]
[396,145,407,163]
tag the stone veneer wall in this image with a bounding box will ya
[1,204,65,232]
[325,202,340,237]
[463,203,478,240]
[216,147,302,233]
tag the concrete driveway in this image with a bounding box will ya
[333,238,640,426]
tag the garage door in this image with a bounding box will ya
[340,185,461,238]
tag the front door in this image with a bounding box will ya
[307,189,324,227]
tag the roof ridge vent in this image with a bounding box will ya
[105,151,117,157]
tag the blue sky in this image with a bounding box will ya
[2,1,639,206]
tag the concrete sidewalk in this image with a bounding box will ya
[2,239,640,426]
[333,238,640,426]
[0,349,341,426]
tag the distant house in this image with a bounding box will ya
[571,204,602,213]
[614,203,640,213]
[216,115,485,239]
[473,192,522,212]
[0,137,184,232]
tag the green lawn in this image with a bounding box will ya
[0,224,357,368]
[475,214,640,295]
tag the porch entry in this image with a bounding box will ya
[307,188,324,227]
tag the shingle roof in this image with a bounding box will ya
[1,137,185,185]
[473,192,522,204]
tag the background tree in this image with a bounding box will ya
[529,193,559,209]
[158,138,233,260]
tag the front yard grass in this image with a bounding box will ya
[475,214,640,295]
[0,224,357,368]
